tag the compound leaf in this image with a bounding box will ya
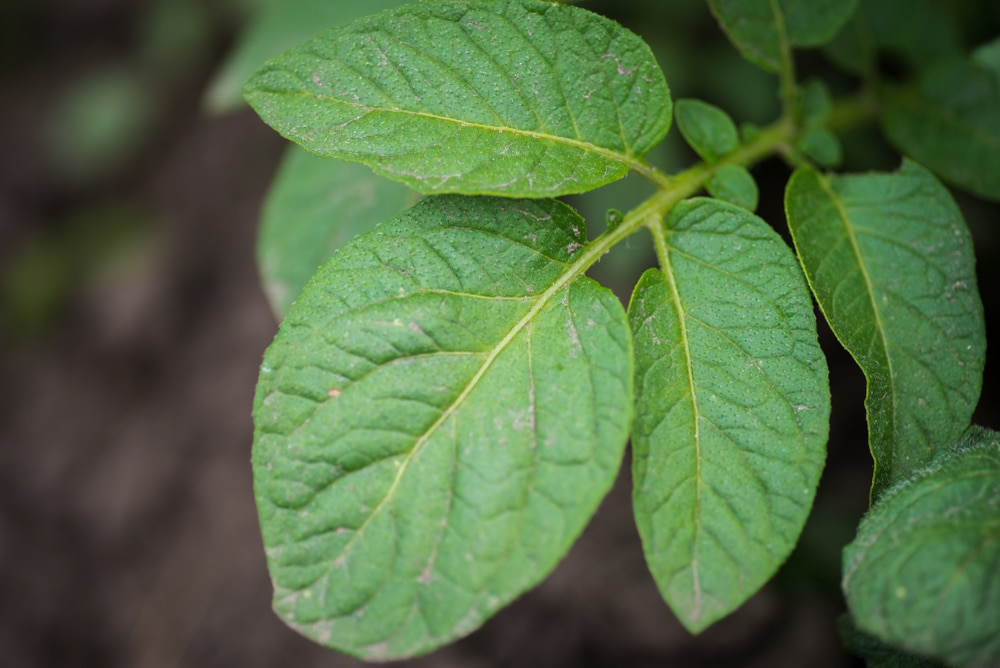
[843,427,1000,668]
[629,198,829,633]
[258,146,417,318]
[675,99,738,163]
[244,0,672,197]
[882,59,1000,201]
[252,195,632,660]
[785,161,986,498]
[709,0,859,72]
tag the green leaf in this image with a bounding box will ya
[799,79,833,126]
[257,146,416,318]
[838,615,950,668]
[827,0,963,73]
[843,427,1000,668]
[973,36,1000,79]
[629,198,829,633]
[204,0,412,114]
[795,127,842,168]
[252,195,632,660]
[709,0,860,72]
[706,164,759,211]
[243,0,672,197]
[675,99,738,163]
[784,161,986,498]
[882,58,1000,201]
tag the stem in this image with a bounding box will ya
[571,116,798,281]
[769,0,799,121]
[827,88,880,131]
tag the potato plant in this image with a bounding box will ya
[230,0,999,664]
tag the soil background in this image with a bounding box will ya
[1,1,997,667]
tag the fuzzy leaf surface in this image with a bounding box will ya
[843,427,1000,668]
[883,59,1000,201]
[629,198,829,633]
[258,146,416,318]
[243,0,671,197]
[709,0,859,72]
[252,195,632,660]
[785,161,985,498]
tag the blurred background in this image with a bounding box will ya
[0,0,996,666]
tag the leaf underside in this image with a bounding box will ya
[843,427,1000,668]
[629,198,829,633]
[883,59,1000,202]
[243,0,672,197]
[258,146,416,318]
[252,195,632,660]
[785,160,986,498]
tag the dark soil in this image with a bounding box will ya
[1,1,996,666]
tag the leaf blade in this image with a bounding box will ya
[709,0,859,72]
[257,146,417,318]
[629,198,829,632]
[675,98,739,163]
[243,0,672,197]
[882,59,1000,201]
[785,161,986,497]
[843,427,1000,668]
[253,195,632,659]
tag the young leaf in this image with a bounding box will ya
[252,195,632,660]
[785,161,986,498]
[674,99,738,163]
[243,0,672,197]
[882,59,1000,201]
[629,198,829,633]
[258,146,416,318]
[799,79,833,127]
[795,127,842,168]
[706,164,759,211]
[708,0,859,72]
[843,427,1000,668]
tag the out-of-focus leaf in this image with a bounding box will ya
[205,0,411,114]
[843,427,1000,668]
[882,58,1000,201]
[709,0,860,72]
[257,146,416,318]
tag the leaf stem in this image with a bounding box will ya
[579,116,797,279]
[827,88,880,131]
